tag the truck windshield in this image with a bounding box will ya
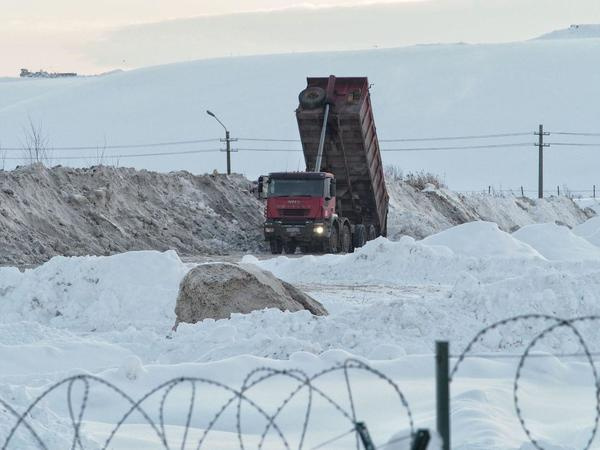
[268,179,324,197]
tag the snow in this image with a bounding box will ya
[513,223,600,261]
[421,221,544,259]
[575,198,600,214]
[536,24,600,40]
[386,180,590,240]
[3,217,600,447]
[0,250,188,331]
[573,215,600,247]
[3,37,600,191]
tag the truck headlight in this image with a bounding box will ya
[265,227,275,233]
[314,225,324,234]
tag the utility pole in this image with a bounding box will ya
[222,130,236,175]
[207,110,236,175]
[535,124,550,199]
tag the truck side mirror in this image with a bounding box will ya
[330,179,336,198]
[257,175,269,199]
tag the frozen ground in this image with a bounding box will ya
[2,218,600,448]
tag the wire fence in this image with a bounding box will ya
[4,314,600,449]
[0,359,420,450]
[449,314,600,450]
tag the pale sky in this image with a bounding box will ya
[3,0,600,76]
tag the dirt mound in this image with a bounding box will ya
[0,164,264,266]
[174,263,327,325]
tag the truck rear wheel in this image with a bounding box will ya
[340,223,352,253]
[367,225,377,241]
[269,239,283,254]
[353,224,366,248]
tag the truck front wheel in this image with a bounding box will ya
[324,226,339,254]
[269,239,283,254]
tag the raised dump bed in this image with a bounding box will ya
[296,76,389,236]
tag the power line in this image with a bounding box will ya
[1,148,222,161]
[237,137,301,142]
[237,147,301,152]
[546,142,600,147]
[0,138,220,152]
[380,143,532,152]
[549,131,600,137]
[379,132,533,142]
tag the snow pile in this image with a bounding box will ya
[513,223,600,261]
[422,221,543,258]
[0,250,188,331]
[575,198,600,214]
[573,215,600,247]
[386,180,592,240]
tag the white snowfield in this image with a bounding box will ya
[2,217,600,448]
[2,32,600,191]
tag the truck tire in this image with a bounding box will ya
[353,224,367,248]
[367,225,377,241]
[269,239,283,254]
[284,241,297,255]
[340,223,352,253]
[299,87,326,109]
[324,226,339,254]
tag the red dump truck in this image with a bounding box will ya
[258,76,388,254]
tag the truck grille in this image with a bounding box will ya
[279,208,310,217]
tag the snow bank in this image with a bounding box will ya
[575,198,600,214]
[0,250,188,331]
[513,223,600,261]
[573,215,600,247]
[386,180,591,241]
[421,221,543,259]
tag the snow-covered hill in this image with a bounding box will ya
[536,24,600,40]
[2,35,600,191]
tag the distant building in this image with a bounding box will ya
[20,68,77,78]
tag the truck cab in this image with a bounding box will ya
[260,172,350,254]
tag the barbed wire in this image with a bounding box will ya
[0,358,416,450]
[451,314,600,450]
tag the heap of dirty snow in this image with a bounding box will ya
[0,164,264,266]
[0,250,188,331]
[513,223,600,261]
[386,180,592,240]
[421,221,543,258]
